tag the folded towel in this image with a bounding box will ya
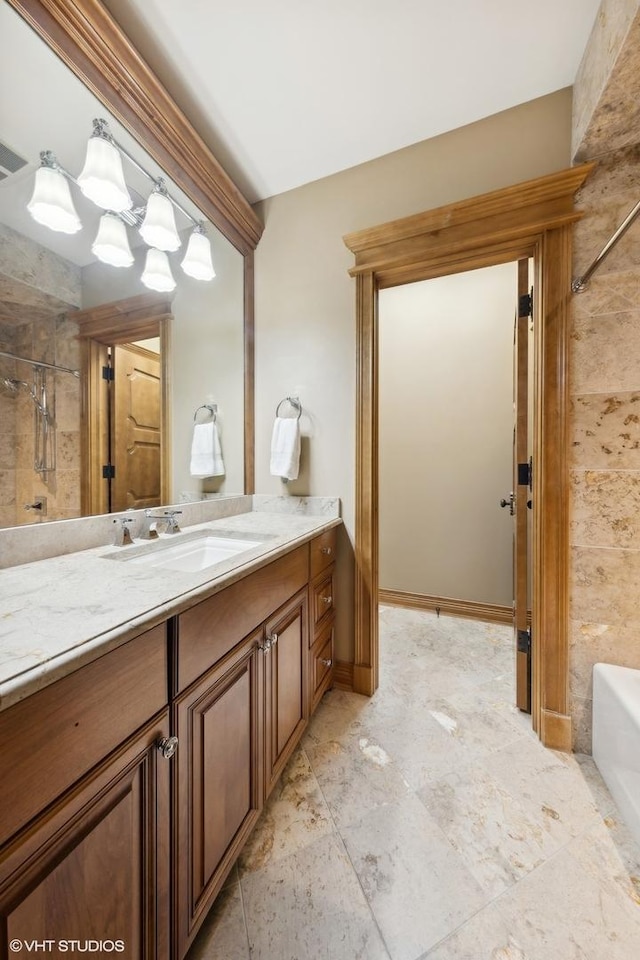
[270,417,301,481]
[190,421,225,477]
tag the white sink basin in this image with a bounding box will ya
[110,531,264,573]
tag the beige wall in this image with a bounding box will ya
[569,4,640,751]
[378,264,517,606]
[254,89,573,662]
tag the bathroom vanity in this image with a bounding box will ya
[0,502,339,958]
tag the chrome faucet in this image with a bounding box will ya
[113,516,134,546]
[139,509,182,538]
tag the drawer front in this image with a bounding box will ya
[178,545,309,691]
[309,527,337,580]
[0,623,168,845]
[312,569,334,637]
[311,620,334,709]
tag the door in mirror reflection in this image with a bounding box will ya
[111,343,161,512]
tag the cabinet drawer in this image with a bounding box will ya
[309,527,337,579]
[177,545,309,691]
[312,569,334,636]
[311,620,334,711]
[0,623,168,845]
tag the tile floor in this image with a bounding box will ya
[188,605,640,960]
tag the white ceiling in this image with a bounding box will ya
[103,0,602,203]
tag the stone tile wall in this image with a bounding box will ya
[569,144,640,750]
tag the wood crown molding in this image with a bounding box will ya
[74,291,173,342]
[8,0,263,254]
[344,165,594,256]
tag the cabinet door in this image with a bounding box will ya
[174,631,263,958]
[264,589,309,797]
[0,711,171,960]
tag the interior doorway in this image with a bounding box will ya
[343,164,593,749]
[377,260,533,716]
[73,291,173,517]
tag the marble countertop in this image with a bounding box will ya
[0,500,341,713]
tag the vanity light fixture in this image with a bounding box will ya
[139,179,181,252]
[91,212,134,267]
[27,119,216,287]
[77,119,132,212]
[181,223,216,281]
[27,151,81,234]
[141,247,176,292]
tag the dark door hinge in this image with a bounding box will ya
[518,292,532,318]
[102,464,115,479]
[517,628,531,654]
[102,365,114,381]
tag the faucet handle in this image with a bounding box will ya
[113,516,134,546]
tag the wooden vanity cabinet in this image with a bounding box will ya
[174,629,264,958]
[309,527,337,709]
[0,624,170,960]
[263,588,309,796]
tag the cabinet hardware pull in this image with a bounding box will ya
[157,736,178,759]
[320,546,332,555]
[267,633,279,645]
[320,658,333,667]
[258,638,272,652]
[320,595,332,605]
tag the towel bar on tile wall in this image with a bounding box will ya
[193,403,217,423]
[276,396,302,420]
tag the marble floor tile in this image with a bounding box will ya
[419,901,524,960]
[238,747,334,876]
[241,832,391,960]
[305,729,411,830]
[187,883,250,960]
[341,793,489,960]
[419,758,565,898]
[496,841,640,960]
[484,736,601,840]
[188,605,640,960]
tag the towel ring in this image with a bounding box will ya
[194,403,217,423]
[276,396,302,420]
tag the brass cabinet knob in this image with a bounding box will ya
[320,546,333,556]
[321,595,332,605]
[157,736,178,759]
[267,633,279,646]
[320,658,333,667]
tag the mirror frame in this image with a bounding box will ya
[7,0,263,494]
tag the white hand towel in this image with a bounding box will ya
[190,421,225,477]
[270,417,301,481]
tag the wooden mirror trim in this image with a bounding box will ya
[8,0,260,493]
[344,164,594,750]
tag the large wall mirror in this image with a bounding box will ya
[0,0,262,529]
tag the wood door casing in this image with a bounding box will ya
[112,343,162,511]
[344,164,594,749]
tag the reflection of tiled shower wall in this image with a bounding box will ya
[1,314,80,526]
[0,322,17,527]
[569,145,640,751]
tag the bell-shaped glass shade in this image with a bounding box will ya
[27,165,82,234]
[141,248,176,292]
[181,229,215,281]
[91,213,134,267]
[77,136,132,212]
[139,189,181,252]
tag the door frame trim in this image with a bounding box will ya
[74,292,172,516]
[343,164,594,748]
